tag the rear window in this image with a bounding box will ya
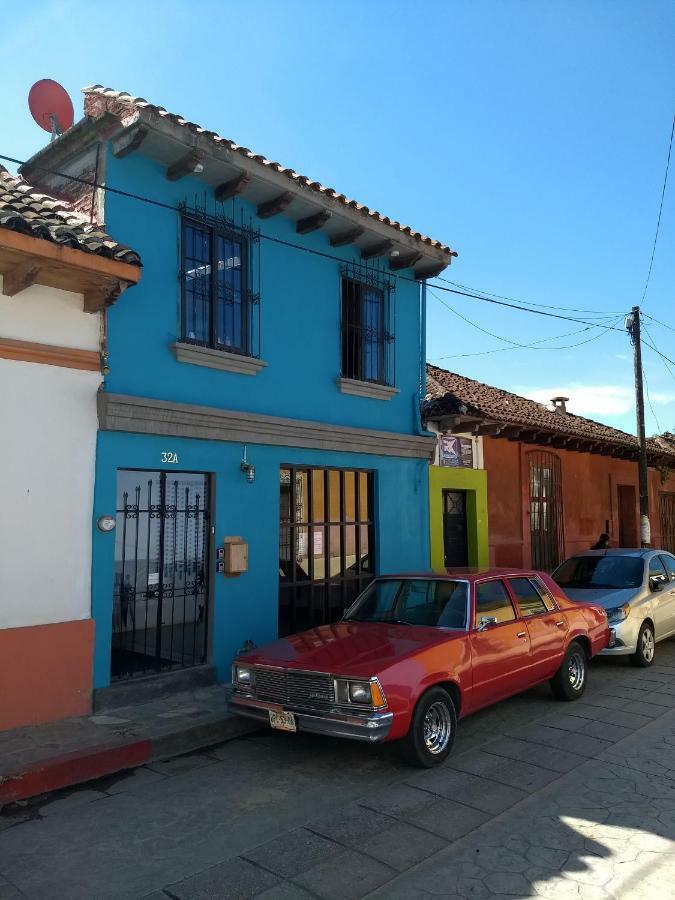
[475,580,515,626]
[509,577,549,617]
[554,556,644,590]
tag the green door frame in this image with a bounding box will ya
[429,466,489,569]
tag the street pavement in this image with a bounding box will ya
[1,644,674,899]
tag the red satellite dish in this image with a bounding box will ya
[28,79,74,137]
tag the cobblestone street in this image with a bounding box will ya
[1,644,674,900]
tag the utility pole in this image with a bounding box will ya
[627,305,650,547]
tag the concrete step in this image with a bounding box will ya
[93,664,217,712]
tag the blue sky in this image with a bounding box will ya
[3,0,674,434]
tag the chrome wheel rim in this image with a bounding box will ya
[641,627,655,662]
[568,651,585,691]
[423,701,452,754]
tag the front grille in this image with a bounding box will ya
[253,668,334,707]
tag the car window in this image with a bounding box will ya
[345,579,468,628]
[531,577,557,611]
[649,557,667,580]
[475,580,516,627]
[660,555,675,581]
[509,578,548,617]
[553,556,644,590]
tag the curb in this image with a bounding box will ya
[0,715,259,808]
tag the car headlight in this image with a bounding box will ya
[233,665,253,686]
[606,604,631,624]
[334,678,386,708]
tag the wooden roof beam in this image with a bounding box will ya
[330,226,365,247]
[111,125,148,159]
[361,239,394,261]
[415,260,448,280]
[257,192,294,219]
[166,150,204,181]
[389,250,423,271]
[2,259,42,297]
[215,172,250,201]
[296,210,332,235]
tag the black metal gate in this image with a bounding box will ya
[529,451,565,572]
[112,470,210,680]
[443,490,468,567]
[660,493,675,554]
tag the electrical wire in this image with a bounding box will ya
[437,275,624,318]
[643,366,662,433]
[427,288,624,357]
[643,313,675,335]
[640,115,675,305]
[0,150,625,331]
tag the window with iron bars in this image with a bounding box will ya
[340,266,395,386]
[181,216,259,356]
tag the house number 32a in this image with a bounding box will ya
[161,451,179,464]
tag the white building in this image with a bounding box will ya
[0,166,140,729]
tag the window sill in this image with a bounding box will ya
[337,377,399,401]
[172,342,267,376]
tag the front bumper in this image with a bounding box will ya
[228,693,394,743]
[599,620,639,656]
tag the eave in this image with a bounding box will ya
[22,111,454,279]
[0,228,141,311]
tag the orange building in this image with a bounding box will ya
[424,366,675,571]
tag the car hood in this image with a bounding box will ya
[238,621,464,678]
[562,587,638,609]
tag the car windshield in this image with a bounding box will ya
[553,556,644,590]
[344,578,468,628]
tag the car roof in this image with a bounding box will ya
[378,568,544,582]
[565,549,657,559]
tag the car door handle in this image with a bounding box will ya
[516,631,527,638]
[555,620,566,628]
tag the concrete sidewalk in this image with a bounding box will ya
[0,684,255,806]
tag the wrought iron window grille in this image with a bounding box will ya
[179,204,261,359]
[340,262,396,387]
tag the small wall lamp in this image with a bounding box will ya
[97,514,116,533]
[240,445,255,483]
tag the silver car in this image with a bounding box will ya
[552,549,675,666]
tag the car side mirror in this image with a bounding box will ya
[650,575,666,592]
[477,615,498,632]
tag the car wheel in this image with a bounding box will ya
[550,641,587,701]
[400,686,457,768]
[631,621,655,667]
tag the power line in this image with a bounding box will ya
[643,312,675,334]
[438,275,623,318]
[640,115,675,305]
[0,150,624,330]
[427,288,623,357]
[643,367,662,433]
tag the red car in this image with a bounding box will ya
[229,569,610,766]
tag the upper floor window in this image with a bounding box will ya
[340,266,395,386]
[181,217,249,355]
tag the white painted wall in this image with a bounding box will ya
[0,357,100,628]
[0,277,99,350]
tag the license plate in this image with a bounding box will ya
[269,710,296,732]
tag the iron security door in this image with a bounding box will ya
[112,470,210,680]
[443,490,469,567]
[529,452,565,572]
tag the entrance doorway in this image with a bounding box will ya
[660,493,675,554]
[278,466,374,636]
[111,470,210,680]
[618,485,638,547]
[442,490,468,567]
[528,451,565,571]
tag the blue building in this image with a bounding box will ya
[22,86,455,691]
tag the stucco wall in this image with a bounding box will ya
[102,152,423,436]
[483,435,675,567]
[0,277,99,349]
[0,357,99,628]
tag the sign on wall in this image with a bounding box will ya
[439,434,474,468]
